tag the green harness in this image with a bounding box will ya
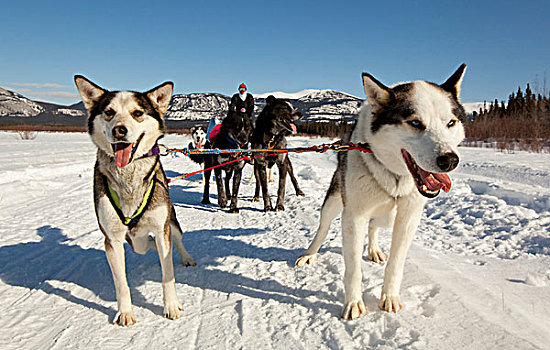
[103,175,156,229]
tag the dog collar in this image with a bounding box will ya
[103,175,156,229]
[139,145,160,159]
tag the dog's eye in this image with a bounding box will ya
[132,110,144,118]
[104,109,115,117]
[447,119,457,128]
[407,119,424,130]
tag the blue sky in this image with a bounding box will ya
[1,0,549,105]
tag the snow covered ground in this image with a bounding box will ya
[0,132,549,349]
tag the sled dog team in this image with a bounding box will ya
[74,63,467,326]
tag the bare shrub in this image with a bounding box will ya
[18,130,38,140]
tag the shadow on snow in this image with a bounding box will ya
[0,223,338,323]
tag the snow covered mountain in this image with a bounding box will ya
[165,93,230,121]
[463,102,486,115]
[1,86,481,127]
[0,87,44,117]
[165,89,363,124]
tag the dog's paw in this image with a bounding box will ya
[296,190,305,196]
[268,178,275,183]
[264,205,273,212]
[276,204,285,211]
[182,256,197,267]
[367,248,387,264]
[251,196,260,202]
[218,199,227,208]
[201,198,211,205]
[342,300,367,320]
[379,293,403,313]
[164,302,183,320]
[228,207,239,214]
[114,310,136,326]
[295,254,316,266]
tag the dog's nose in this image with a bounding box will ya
[436,152,459,172]
[112,125,128,139]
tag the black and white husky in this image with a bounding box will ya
[74,76,196,326]
[296,65,467,320]
[188,126,209,183]
[188,126,207,164]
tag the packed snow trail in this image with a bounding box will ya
[0,132,548,349]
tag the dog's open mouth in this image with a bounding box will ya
[280,118,297,134]
[401,149,452,198]
[112,134,144,167]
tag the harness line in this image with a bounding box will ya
[160,141,373,182]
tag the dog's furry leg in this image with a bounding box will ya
[229,165,244,213]
[252,165,261,202]
[104,237,135,326]
[285,157,304,196]
[379,195,424,313]
[275,160,288,211]
[154,212,183,320]
[201,159,212,204]
[295,185,341,266]
[169,207,196,266]
[341,207,368,320]
[256,163,273,211]
[224,169,232,199]
[367,218,387,264]
[214,167,227,208]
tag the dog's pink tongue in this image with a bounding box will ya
[420,170,452,193]
[290,123,297,135]
[114,144,132,167]
[433,173,452,193]
[417,166,452,193]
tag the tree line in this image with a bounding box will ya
[465,83,550,152]
[296,120,353,138]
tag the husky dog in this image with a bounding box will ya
[201,109,253,213]
[295,65,467,320]
[188,126,209,183]
[188,126,207,157]
[250,95,304,211]
[74,76,196,326]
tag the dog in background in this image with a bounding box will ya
[201,109,253,213]
[296,65,467,320]
[74,75,196,326]
[250,95,304,211]
[188,126,209,183]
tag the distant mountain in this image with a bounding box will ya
[0,86,482,129]
[165,93,230,121]
[463,102,486,115]
[273,89,363,122]
[165,89,363,124]
[0,87,44,117]
[0,87,85,127]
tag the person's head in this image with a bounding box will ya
[238,83,247,94]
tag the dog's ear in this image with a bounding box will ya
[146,82,173,116]
[190,126,196,133]
[74,75,106,112]
[440,63,466,100]
[266,95,276,106]
[362,73,393,113]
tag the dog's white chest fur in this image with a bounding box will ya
[98,152,156,217]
